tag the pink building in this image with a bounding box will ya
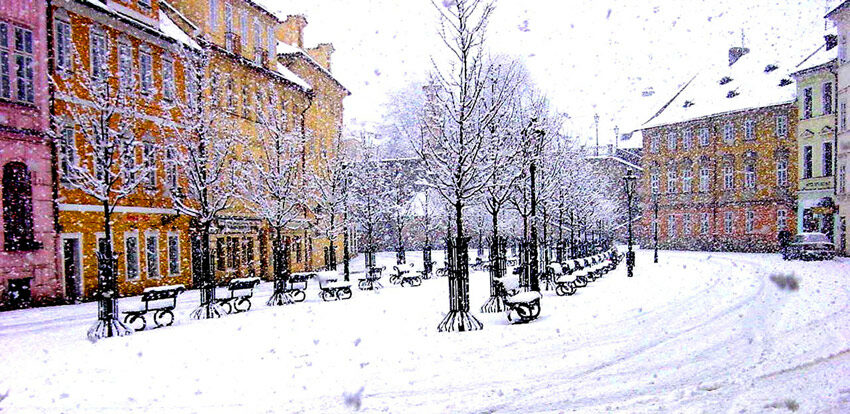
[0,0,61,307]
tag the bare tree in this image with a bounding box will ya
[165,45,238,319]
[415,0,517,332]
[382,159,418,264]
[52,40,154,340]
[308,136,350,276]
[237,91,304,305]
[350,148,389,267]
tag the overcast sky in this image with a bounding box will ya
[263,0,838,147]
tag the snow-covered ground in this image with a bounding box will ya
[0,249,848,413]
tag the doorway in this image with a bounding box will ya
[61,235,82,302]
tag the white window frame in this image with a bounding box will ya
[840,164,847,194]
[54,18,72,73]
[698,127,709,147]
[165,146,177,188]
[240,11,248,48]
[210,0,219,31]
[744,118,755,141]
[13,25,34,103]
[90,27,107,82]
[667,167,677,194]
[745,210,755,234]
[145,230,160,279]
[803,86,813,119]
[776,115,788,137]
[823,82,833,115]
[267,26,275,57]
[143,139,156,188]
[139,48,152,94]
[162,55,174,101]
[667,215,676,238]
[700,213,709,235]
[682,168,692,193]
[60,125,77,178]
[699,165,710,192]
[744,163,756,189]
[118,41,133,90]
[723,122,734,144]
[167,232,180,276]
[841,102,847,131]
[724,211,733,234]
[650,135,659,153]
[777,210,787,232]
[776,158,788,186]
[803,145,813,179]
[124,231,141,281]
[723,162,734,190]
[0,22,10,99]
[650,170,659,194]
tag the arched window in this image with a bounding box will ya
[3,162,36,251]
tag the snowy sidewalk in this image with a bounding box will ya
[0,250,848,413]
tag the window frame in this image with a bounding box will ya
[744,118,755,141]
[823,142,833,177]
[139,48,153,94]
[54,18,72,73]
[700,212,709,235]
[803,86,813,119]
[823,82,833,115]
[167,232,180,276]
[145,231,160,279]
[698,127,710,147]
[803,145,813,179]
[724,211,733,234]
[744,163,756,189]
[124,231,141,281]
[745,210,755,234]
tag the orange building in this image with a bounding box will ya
[50,0,198,299]
[638,46,798,252]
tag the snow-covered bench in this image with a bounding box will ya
[216,277,261,314]
[286,272,311,302]
[391,264,422,287]
[494,271,543,324]
[357,266,385,290]
[315,271,353,301]
[547,262,577,296]
[122,284,186,331]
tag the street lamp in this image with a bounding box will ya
[623,169,638,278]
[652,192,659,263]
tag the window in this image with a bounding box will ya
[745,210,755,233]
[13,27,34,103]
[143,140,156,188]
[667,215,676,238]
[268,27,275,58]
[295,239,302,263]
[723,122,734,144]
[803,87,812,118]
[240,11,248,49]
[824,142,833,177]
[803,145,813,179]
[682,168,692,193]
[140,50,152,94]
[744,163,756,189]
[823,82,833,115]
[667,130,676,151]
[776,158,788,186]
[775,115,788,137]
[90,29,107,82]
[216,238,225,271]
[139,0,151,8]
[228,236,240,269]
[55,19,71,72]
[146,233,159,279]
[724,211,733,234]
[842,102,847,131]
[227,79,235,110]
[224,2,234,50]
[700,213,709,235]
[650,135,659,153]
[723,162,734,190]
[165,147,177,188]
[121,139,136,183]
[698,127,709,146]
[162,57,174,101]
[0,23,9,98]
[683,213,692,236]
[3,162,35,251]
[699,165,710,192]
[59,126,77,177]
[210,0,219,31]
[744,119,755,140]
[253,18,261,50]
[777,210,787,232]
[682,129,692,150]
[242,84,249,117]
[168,234,180,275]
[125,233,140,280]
[650,170,659,194]
[667,167,677,194]
[841,165,847,194]
[118,42,132,90]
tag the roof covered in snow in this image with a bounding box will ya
[275,62,312,91]
[276,41,349,94]
[793,37,838,76]
[158,11,200,50]
[644,48,799,129]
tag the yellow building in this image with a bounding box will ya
[50,0,198,299]
[164,0,349,277]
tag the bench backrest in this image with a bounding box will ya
[141,286,184,303]
[547,262,563,275]
[290,273,312,283]
[229,278,260,291]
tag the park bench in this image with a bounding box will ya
[286,273,311,302]
[315,271,353,301]
[418,261,436,279]
[471,257,489,271]
[391,264,422,287]
[122,284,185,331]
[215,277,261,314]
[436,261,451,277]
[548,262,577,296]
[569,259,589,287]
[358,266,385,290]
[493,276,542,324]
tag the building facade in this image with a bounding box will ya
[827,2,850,255]
[49,0,199,301]
[0,0,61,307]
[790,41,840,244]
[639,47,799,252]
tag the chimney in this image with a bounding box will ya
[826,34,838,50]
[279,14,307,48]
[307,43,335,71]
[729,46,750,66]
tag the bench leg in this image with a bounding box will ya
[153,309,174,328]
[234,297,252,312]
[124,313,147,331]
[320,290,336,302]
[337,287,352,300]
[267,291,296,306]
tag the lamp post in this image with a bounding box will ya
[623,169,638,278]
[652,193,659,263]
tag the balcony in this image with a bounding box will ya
[225,32,241,55]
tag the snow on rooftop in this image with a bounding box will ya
[275,62,312,91]
[276,41,348,93]
[794,37,838,73]
[159,11,200,50]
[644,48,801,129]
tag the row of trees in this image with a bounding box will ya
[54,40,349,340]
